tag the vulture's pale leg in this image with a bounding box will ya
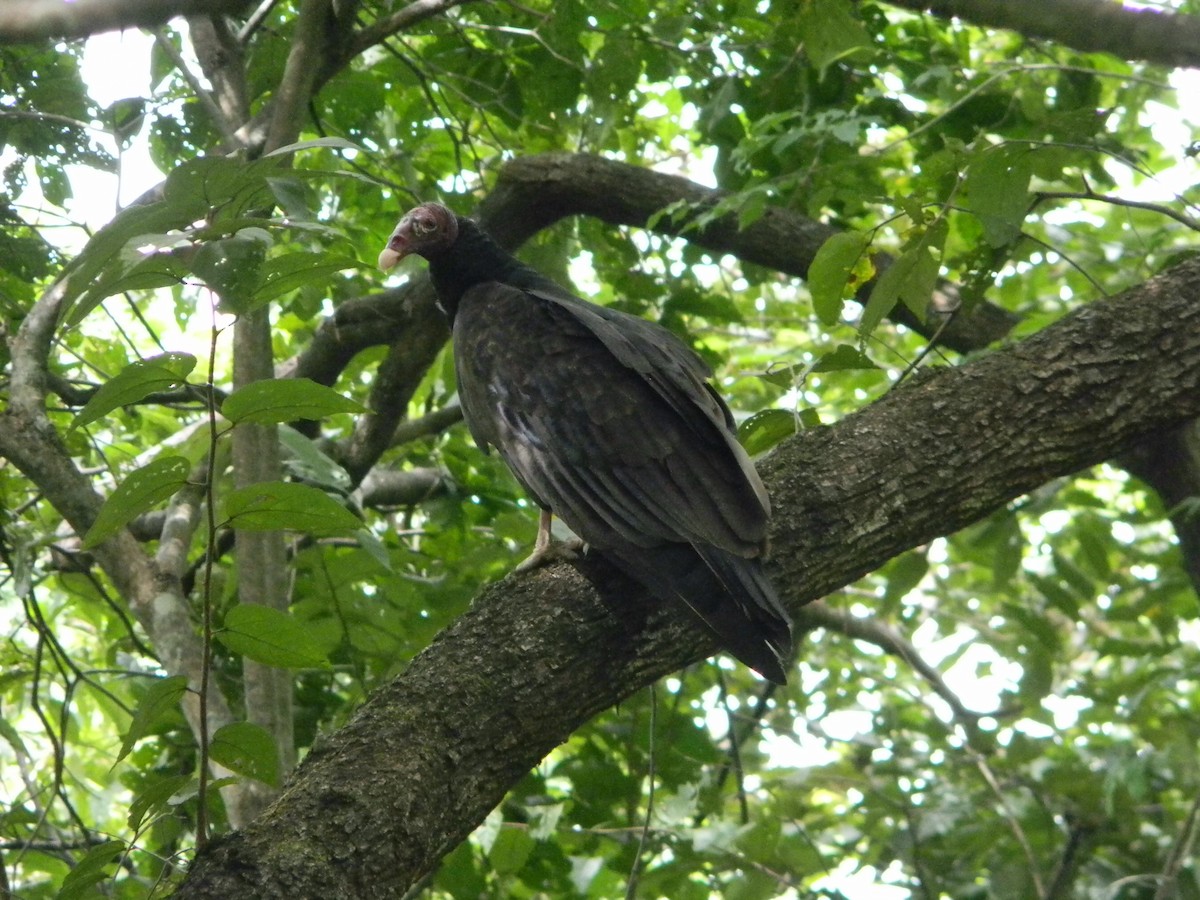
[515,509,584,572]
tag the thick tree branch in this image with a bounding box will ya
[263,0,332,153]
[0,0,251,43]
[479,153,1019,352]
[174,258,1200,898]
[882,0,1200,70]
[186,14,252,136]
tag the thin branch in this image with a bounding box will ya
[1154,791,1200,900]
[155,476,207,581]
[348,0,478,59]
[715,670,751,824]
[237,0,282,43]
[1035,189,1200,233]
[186,14,252,135]
[971,752,1047,898]
[388,405,464,448]
[625,684,657,900]
[803,602,1002,722]
[152,27,243,147]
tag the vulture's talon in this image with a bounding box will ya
[514,538,584,572]
[514,508,584,571]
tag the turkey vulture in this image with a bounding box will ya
[379,202,793,683]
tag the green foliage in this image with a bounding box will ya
[72,352,197,429]
[222,481,361,535]
[82,456,192,548]
[2,0,1199,897]
[221,378,364,425]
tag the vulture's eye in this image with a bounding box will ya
[412,217,435,236]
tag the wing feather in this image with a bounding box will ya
[453,281,768,557]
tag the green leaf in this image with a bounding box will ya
[252,252,360,304]
[128,774,195,831]
[223,481,360,535]
[966,146,1032,248]
[355,528,394,572]
[217,604,329,669]
[72,352,197,430]
[883,551,929,602]
[59,155,259,326]
[82,456,192,549]
[809,231,871,326]
[860,247,922,338]
[279,425,354,491]
[488,826,535,875]
[57,840,125,899]
[191,234,268,308]
[796,0,872,75]
[739,409,799,456]
[116,676,188,765]
[209,722,280,786]
[264,136,362,157]
[222,378,365,425]
[811,343,878,372]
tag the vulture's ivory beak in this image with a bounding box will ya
[378,246,403,270]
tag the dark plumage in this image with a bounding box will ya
[380,202,793,682]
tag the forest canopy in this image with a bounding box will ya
[2,0,1200,898]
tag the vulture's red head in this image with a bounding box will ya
[378,202,459,271]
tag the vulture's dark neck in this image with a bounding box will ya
[426,217,536,322]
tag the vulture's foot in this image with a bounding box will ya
[515,509,586,572]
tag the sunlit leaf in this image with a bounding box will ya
[222,378,364,425]
[738,408,799,456]
[811,343,878,372]
[72,352,197,429]
[116,676,188,764]
[82,456,192,549]
[58,840,126,899]
[809,231,871,326]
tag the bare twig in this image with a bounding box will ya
[237,0,283,43]
[804,601,1001,722]
[348,0,478,58]
[971,752,1047,898]
[1154,791,1200,900]
[1035,189,1200,234]
[625,684,657,900]
[152,27,244,147]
